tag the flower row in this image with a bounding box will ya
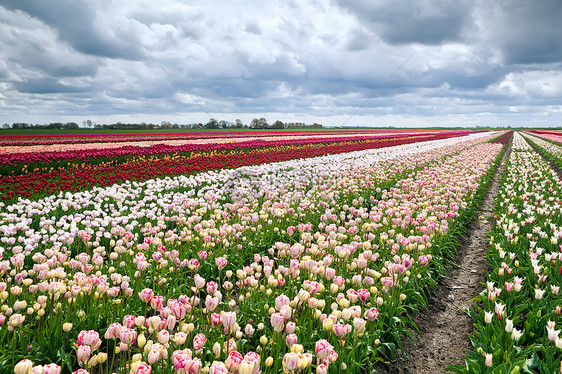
[0,133,466,202]
[452,132,562,373]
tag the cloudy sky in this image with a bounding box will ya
[1,0,562,127]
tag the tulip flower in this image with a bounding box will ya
[225,351,243,372]
[282,352,299,373]
[14,359,33,374]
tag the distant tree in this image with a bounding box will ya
[219,120,232,129]
[311,123,323,128]
[235,119,243,128]
[250,118,261,129]
[259,117,268,128]
[205,118,219,129]
[272,120,285,129]
[161,121,172,129]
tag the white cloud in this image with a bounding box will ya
[488,71,562,98]
[0,1,562,127]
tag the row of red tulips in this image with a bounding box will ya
[0,132,469,178]
[0,133,466,202]
[1,132,465,167]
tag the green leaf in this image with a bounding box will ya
[523,353,539,371]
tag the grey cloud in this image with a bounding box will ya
[337,0,474,45]
[244,21,261,35]
[13,77,85,94]
[2,1,143,59]
[479,1,562,65]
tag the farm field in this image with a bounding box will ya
[2,129,562,374]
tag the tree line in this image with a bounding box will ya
[1,118,323,131]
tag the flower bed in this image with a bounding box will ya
[0,132,505,373]
[450,132,562,373]
[0,130,441,149]
[0,132,467,202]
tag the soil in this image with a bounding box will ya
[373,143,511,374]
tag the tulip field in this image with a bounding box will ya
[0,130,467,202]
[2,128,561,374]
[448,131,562,373]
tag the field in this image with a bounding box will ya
[1,129,562,374]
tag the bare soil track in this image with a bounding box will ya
[374,144,510,374]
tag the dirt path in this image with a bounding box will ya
[374,143,510,374]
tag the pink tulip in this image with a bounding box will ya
[186,358,202,374]
[333,276,344,287]
[44,364,62,374]
[193,333,206,352]
[77,330,101,350]
[244,323,255,337]
[131,362,152,374]
[285,321,296,334]
[158,330,170,344]
[123,315,136,328]
[364,307,379,321]
[172,350,192,371]
[194,274,205,289]
[315,339,334,361]
[209,361,228,374]
[147,347,162,364]
[210,313,221,327]
[282,352,299,372]
[270,312,285,333]
[225,351,243,372]
[169,300,187,320]
[104,323,122,340]
[275,294,290,310]
[221,311,236,332]
[357,289,370,302]
[240,352,260,374]
[346,289,359,303]
[418,255,429,266]
[167,315,177,330]
[76,345,91,366]
[353,317,367,335]
[206,281,218,294]
[205,296,219,312]
[188,259,200,270]
[285,333,298,347]
[151,295,164,310]
[215,257,227,270]
[120,328,137,345]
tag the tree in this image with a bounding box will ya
[205,118,219,129]
[250,118,261,129]
[272,120,284,129]
[234,119,243,128]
